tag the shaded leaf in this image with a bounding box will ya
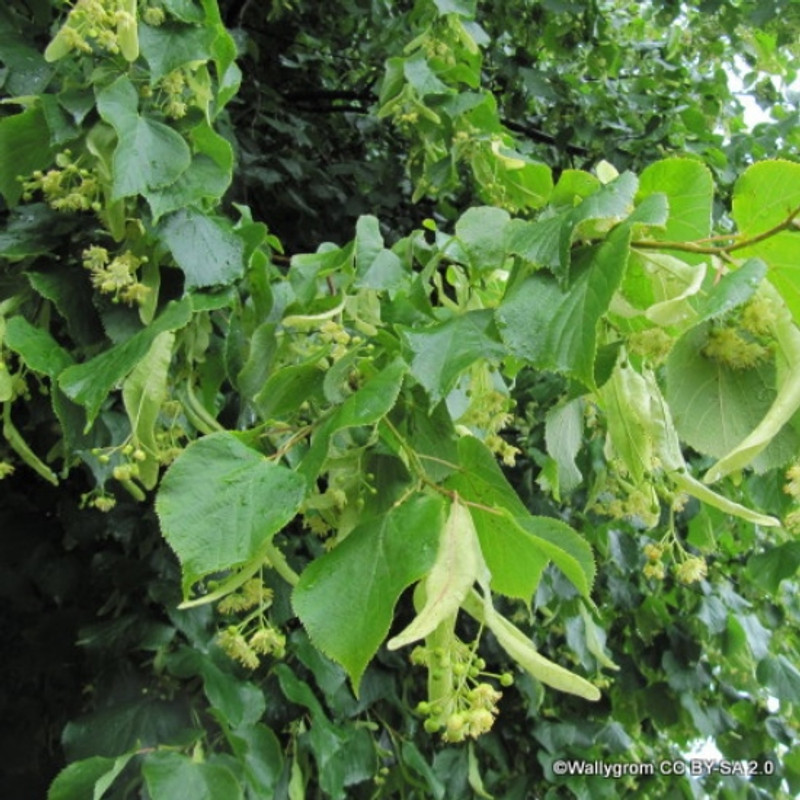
[293,494,445,691]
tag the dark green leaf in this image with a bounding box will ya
[747,542,800,594]
[143,752,242,800]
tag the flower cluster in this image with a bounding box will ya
[702,325,769,370]
[628,327,674,364]
[642,541,665,580]
[158,69,190,120]
[410,638,512,743]
[740,294,777,337]
[319,319,360,363]
[217,578,273,615]
[783,463,800,499]
[674,556,708,585]
[82,246,150,305]
[459,365,520,466]
[642,538,707,585]
[46,0,137,59]
[216,577,286,669]
[0,460,15,480]
[21,151,101,213]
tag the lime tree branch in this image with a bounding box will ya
[632,203,800,256]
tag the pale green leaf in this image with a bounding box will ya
[156,432,306,596]
[599,361,654,485]
[388,498,486,650]
[293,493,445,691]
[544,398,583,495]
[59,299,192,427]
[463,592,600,701]
[122,331,174,489]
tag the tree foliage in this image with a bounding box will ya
[1,1,800,798]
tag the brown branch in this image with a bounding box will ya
[631,203,800,256]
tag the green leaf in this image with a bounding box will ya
[403,310,506,403]
[228,724,284,797]
[443,436,541,599]
[747,542,800,594]
[274,665,377,798]
[139,22,215,83]
[47,753,134,800]
[388,498,486,650]
[4,316,74,377]
[666,324,799,474]
[293,494,445,691]
[644,369,780,526]
[733,159,800,237]
[58,298,192,427]
[166,647,266,728]
[146,155,231,222]
[455,206,511,273]
[756,656,800,704]
[143,752,242,800]
[122,332,174,490]
[298,358,407,482]
[496,224,631,388]
[62,698,192,760]
[637,157,714,263]
[161,0,205,23]
[703,297,800,482]
[599,361,655,485]
[0,106,53,206]
[160,208,246,289]
[693,258,767,321]
[544,399,583,496]
[354,215,407,291]
[620,250,706,326]
[511,515,595,600]
[255,362,324,419]
[96,76,191,200]
[732,160,800,322]
[156,431,306,596]
[444,437,594,599]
